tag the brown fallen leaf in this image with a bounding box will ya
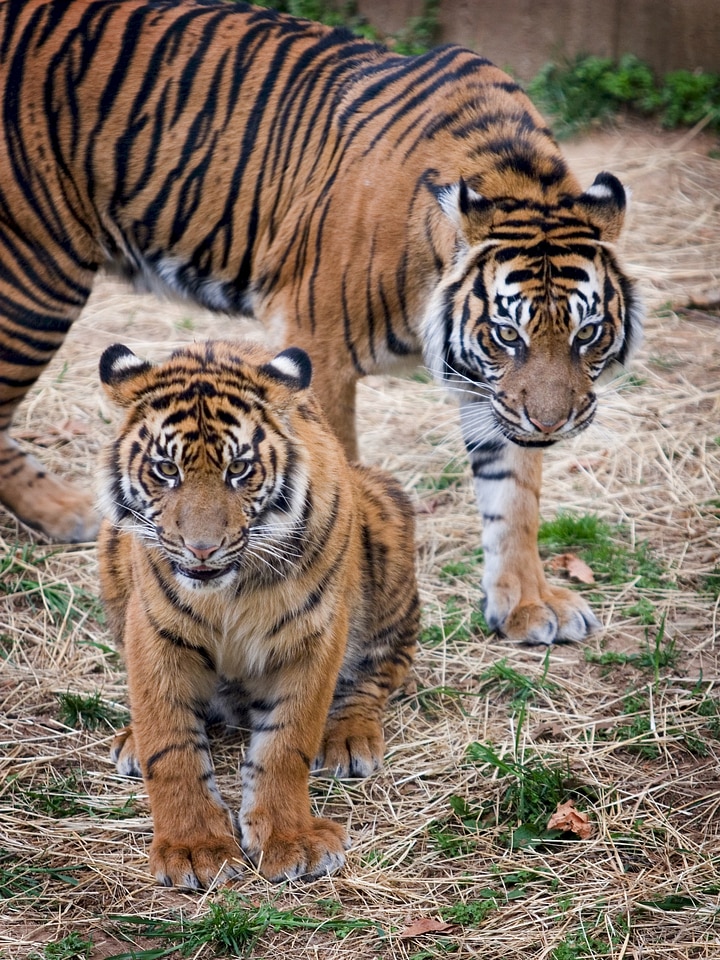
[398,917,453,939]
[547,552,595,584]
[547,800,593,839]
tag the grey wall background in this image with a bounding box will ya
[357,0,720,81]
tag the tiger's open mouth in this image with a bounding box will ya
[174,564,235,582]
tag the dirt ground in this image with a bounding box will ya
[1,122,719,959]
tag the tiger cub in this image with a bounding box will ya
[96,339,419,888]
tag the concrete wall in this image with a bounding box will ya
[357,0,720,81]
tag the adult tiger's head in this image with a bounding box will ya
[98,340,314,592]
[424,171,643,448]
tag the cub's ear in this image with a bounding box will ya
[99,343,153,406]
[439,177,496,245]
[575,171,627,242]
[261,347,313,391]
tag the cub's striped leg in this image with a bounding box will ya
[238,631,349,881]
[121,612,241,889]
[315,589,419,778]
[0,294,98,541]
[468,434,600,645]
[313,467,419,778]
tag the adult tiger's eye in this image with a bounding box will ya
[156,460,179,478]
[576,324,598,342]
[227,459,252,479]
[498,325,519,343]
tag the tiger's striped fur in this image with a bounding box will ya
[97,339,419,886]
[0,0,642,644]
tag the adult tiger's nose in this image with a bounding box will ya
[528,415,568,435]
[184,540,221,561]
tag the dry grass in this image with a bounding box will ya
[1,124,719,959]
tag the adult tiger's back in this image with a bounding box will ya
[0,0,642,644]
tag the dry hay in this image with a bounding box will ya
[1,124,719,959]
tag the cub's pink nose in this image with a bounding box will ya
[184,541,221,561]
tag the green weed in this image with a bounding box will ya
[538,511,669,590]
[56,689,128,731]
[421,597,487,648]
[0,545,103,624]
[441,889,498,925]
[476,650,557,706]
[417,461,467,492]
[0,848,87,904]
[8,770,136,820]
[107,893,378,959]
[29,933,94,960]
[585,618,676,676]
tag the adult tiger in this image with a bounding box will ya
[97,338,419,886]
[0,0,642,644]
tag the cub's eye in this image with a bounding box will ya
[497,325,520,344]
[226,459,253,482]
[576,323,600,344]
[155,460,179,480]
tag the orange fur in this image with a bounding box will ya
[97,340,418,886]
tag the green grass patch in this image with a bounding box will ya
[56,689,129,731]
[476,650,558,706]
[421,597,488,648]
[29,933,94,960]
[538,511,669,590]
[107,893,379,959]
[0,544,103,624]
[7,770,137,820]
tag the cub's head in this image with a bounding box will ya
[99,340,314,591]
[425,172,643,449]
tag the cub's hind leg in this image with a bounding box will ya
[0,275,98,541]
[315,469,420,778]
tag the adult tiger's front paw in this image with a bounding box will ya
[239,814,349,882]
[150,835,243,890]
[484,575,600,646]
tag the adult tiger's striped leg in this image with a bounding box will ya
[0,296,98,542]
[465,417,600,645]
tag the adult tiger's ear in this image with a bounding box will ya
[438,177,496,245]
[99,343,153,406]
[261,347,313,391]
[575,172,627,242]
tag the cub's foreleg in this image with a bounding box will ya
[121,605,241,889]
[237,621,349,882]
[468,436,600,645]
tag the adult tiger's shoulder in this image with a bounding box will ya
[96,338,419,887]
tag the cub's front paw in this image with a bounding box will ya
[313,718,384,778]
[239,814,348,882]
[485,576,600,645]
[150,835,243,890]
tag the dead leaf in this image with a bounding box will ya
[547,800,593,839]
[547,552,595,584]
[398,917,453,939]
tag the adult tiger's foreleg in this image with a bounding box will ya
[0,295,97,542]
[468,433,600,645]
